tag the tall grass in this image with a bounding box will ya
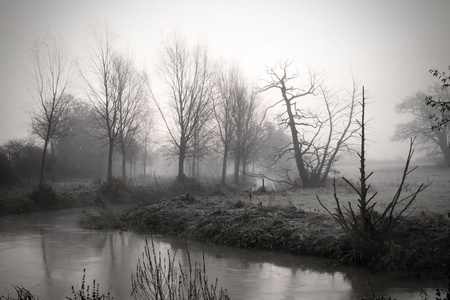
[0,285,42,300]
[131,238,230,300]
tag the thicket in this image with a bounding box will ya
[98,177,131,203]
[30,183,60,209]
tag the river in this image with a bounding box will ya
[0,208,443,299]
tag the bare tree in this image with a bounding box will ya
[213,63,241,185]
[113,53,148,180]
[260,61,358,187]
[82,21,121,181]
[28,32,74,186]
[154,32,214,181]
[138,114,153,177]
[232,88,265,185]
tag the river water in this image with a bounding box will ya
[0,208,443,299]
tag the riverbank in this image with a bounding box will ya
[0,180,98,216]
[80,191,450,280]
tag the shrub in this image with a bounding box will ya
[169,177,206,197]
[30,183,59,209]
[99,178,131,203]
[77,206,126,231]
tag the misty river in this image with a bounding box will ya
[0,208,443,299]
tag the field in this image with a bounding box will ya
[1,161,449,220]
[243,162,450,218]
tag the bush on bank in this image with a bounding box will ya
[99,177,131,203]
[30,183,60,209]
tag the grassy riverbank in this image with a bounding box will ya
[0,179,98,216]
[0,176,225,217]
[1,170,449,280]
[79,189,450,280]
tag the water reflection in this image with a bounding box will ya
[0,209,442,299]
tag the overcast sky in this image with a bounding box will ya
[0,0,448,160]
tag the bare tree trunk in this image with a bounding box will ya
[129,156,132,179]
[143,151,147,176]
[178,137,186,180]
[39,139,49,186]
[221,145,229,185]
[122,154,127,180]
[284,95,310,187]
[242,155,247,181]
[107,140,114,180]
[234,151,240,185]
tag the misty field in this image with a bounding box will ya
[244,163,450,218]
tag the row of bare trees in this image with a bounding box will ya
[82,22,148,181]
[27,23,151,185]
[25,22,366,188]
[214,63,264,185]
[152,33,265,185]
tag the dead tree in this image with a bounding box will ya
[317,86,429,261]
[260,61,358,187]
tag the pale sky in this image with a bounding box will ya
[0,0,449,160]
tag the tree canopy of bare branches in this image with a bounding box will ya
[28,32,74,186]
[154,32,214,181]
[83,21,147,181]
[113,53,148,180]
[232,86,264,185]
[82,21,119,181]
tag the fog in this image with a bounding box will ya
[0,1,449,162]
[0,4,449,298]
